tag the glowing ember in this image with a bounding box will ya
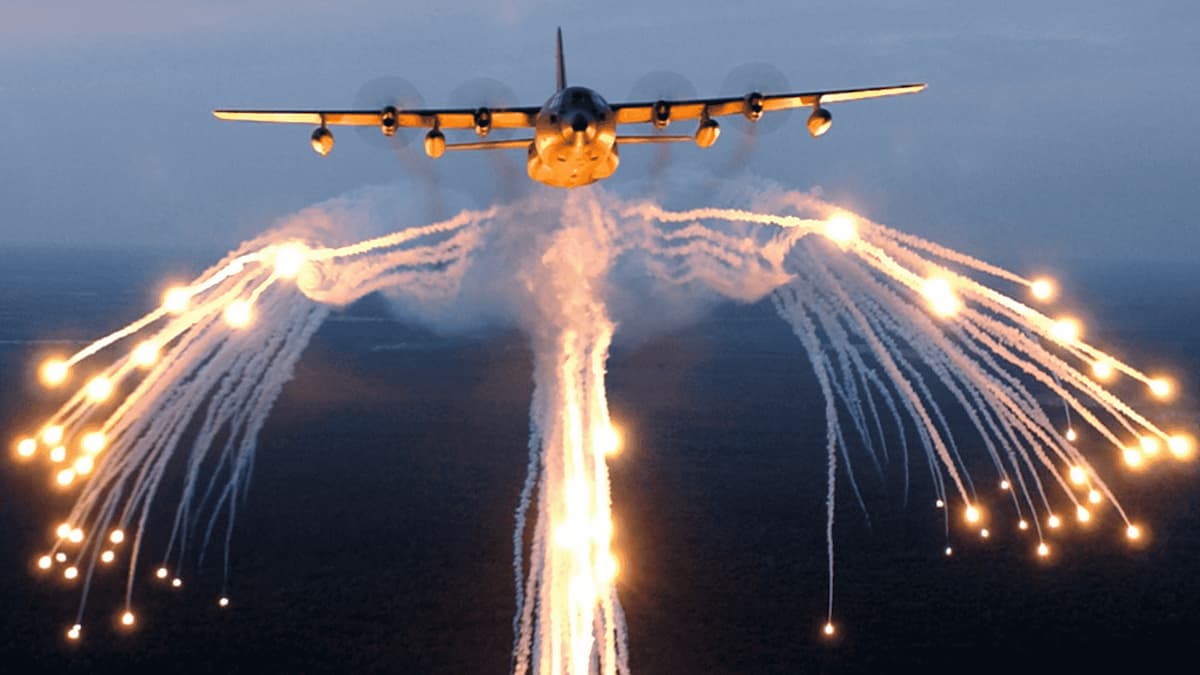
[1030,278,1056,301]
[81,432,105,455]
[823,214,857,245]
[223,300,253,328]
[1168,435,1194,460]
[85,376,113,403]
[41,425,64,446]
[1068,466,1087,485]
[1149,378,1172,399]
[1050,317,1081,343]
[922,277,960,317]
[964,505,981,524]
[272,243,310,279]
[162,287,190,314]
[40,359,69,387]
[132,340,159,368]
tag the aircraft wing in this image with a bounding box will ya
[611,83,926,125]
[212,107,540,130]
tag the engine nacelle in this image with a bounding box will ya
[473,108,492,138]
[424,129,446,158]
[310,127,334,156]
[695,118,720,148]
[742,92,765,122]
[380,106,398,137]
[652,100,671,130]
[807,107,833,138]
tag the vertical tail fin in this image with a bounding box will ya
[555,27,567,91]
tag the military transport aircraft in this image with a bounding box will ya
[214,29,925,189]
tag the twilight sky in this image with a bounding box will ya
[1,0,1196,263]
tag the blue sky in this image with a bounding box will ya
[1,1,1196,263]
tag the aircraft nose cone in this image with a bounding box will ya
[570,113,589,133]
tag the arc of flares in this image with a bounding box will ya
[10,189,1192,674]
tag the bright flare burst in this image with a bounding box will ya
[10,187,1192,671]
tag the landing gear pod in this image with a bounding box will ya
[807,107,833,138]
[310,126,334,156]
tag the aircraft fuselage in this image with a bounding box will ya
[527,86,619,188]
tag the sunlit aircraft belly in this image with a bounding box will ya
[527,87,620,189]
